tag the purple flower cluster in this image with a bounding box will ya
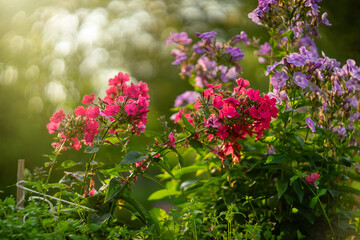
[174,91,201,107]
[166,30,249,87]
[267,46,360,138]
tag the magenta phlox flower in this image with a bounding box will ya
[174,91,201,107]
[270,71,289,88]
[125,102,138,116]
[82,94,95,105]
[166,132,176,148]
[166,32,192,46]
[305,117,316,132]
[74,106,86,116]
[305,173,320,187]
[204,115,222,129]
[103,104,120,117]
[225,46,244,62]
[293,72,309,89]
[217,125,229,139]
[86,106,100,119]
[212,94,224,109]
[220,106,239,119]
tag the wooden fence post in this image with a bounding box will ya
[16,159,25,209]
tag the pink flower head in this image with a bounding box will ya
[103,104,120,117]
[205,83,222,89]
[220,106,239,119]
[70,137,81,150]
[50,109,65,124]
[88,188,97,196]
[305,173,320,187]
[203,88,214,98]
[46,122,60,134]
[125,102,139,116]
[217,125,229,139]
[236,78,250,88]
[166,132,176,148]
[86,106,100,119]
[82,94,95,105]
[174,109,184,124]
[109,72,130,86]
[246,88,261,101]
[213,95,223,109]
[74,106,86,116]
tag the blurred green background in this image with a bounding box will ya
[0,0,359,202]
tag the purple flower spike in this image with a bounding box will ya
[225,46,244,61]
[270,72,289,88]
[293,72,309,89]
[171,49,187,65]
[174,91,201,107]
[305,117,316,132]
[232,31,250,45]
[287,53,307,67]
[166,32,192,46]
[196,31,217,40]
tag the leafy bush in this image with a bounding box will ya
[1,1,360,239]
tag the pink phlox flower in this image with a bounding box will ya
[236,78,250,88]
[223,97,240,108]
[203,88,214,98]
[135,159,148,170]
[258,103,271,119]
[109,72,130,86]
[174,109,184,124]
[103,104,120,116]
[205,83,222,89]
[124,83,141,98]
[46,122,60,134]
[82,94,95,105]
[86,106,100,119]
[204,115,222,128]
[246,88,261,101]
[50,109,65,123]
[137,97,149,112]
[305,173,320,187]
[125,102,139,116]
[70,137,82,150]
[74,106,86,116]
[166,132,176,148]
[220,106,239,119]
[88,188,97,196]
[217,125,229,139]
[194,99,202,110]
[212,94,224,109]
[138,81,150,98]
[249,106,261,119]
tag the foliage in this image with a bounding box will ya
[1,1,360,239]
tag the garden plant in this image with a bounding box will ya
[1,0,360,239]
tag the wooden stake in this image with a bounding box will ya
[16,159,25,209]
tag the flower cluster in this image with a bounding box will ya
[47,72,150,151]
[174,78,278,163]
[166,31,249,90]
[249,0,330,39]
[267,46,360,138]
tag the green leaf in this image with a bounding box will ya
[61,160,78,169]
[188,138,207,158]
[294,135,305,149]
[173,149,184,168]
[318,188,327,197]
[149,208,169,223]
[180,179,198,191]
[153,160,176,179]
[148,189,181,201]
[104,178,126,203]
[292,179,304,203]
[142,130,163,138]
[84,146,99,154]
[276,179,288,198]
[266,154,288,164]
[262,136,277,143]
[120,151,147,165]
[181,114,195,133]
[310,197,317,208]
